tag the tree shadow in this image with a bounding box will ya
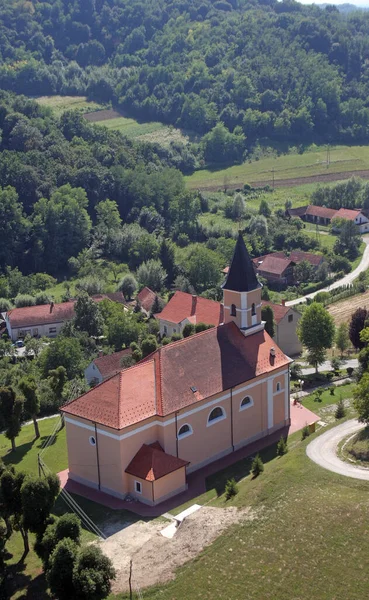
[206,442,278,497]
[36,434,58,450]
[2,440,36,467]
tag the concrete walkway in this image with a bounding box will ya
[306,419,369,480]
[286,236,369,306]
[300,358,358,376]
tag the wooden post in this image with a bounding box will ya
[129,559,133,600]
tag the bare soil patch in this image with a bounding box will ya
[84,109,123,122]
[98,506,254,592]
[327,290,369,325]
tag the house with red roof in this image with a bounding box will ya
[3,293,126,341]
[291,204,369,232]
[304,205,337,225]
[261,300,302,356]
[84,348,133,385]
[61,234,292,506]
[332,208,369,233]
[155,291,224,337]
[254,255,295,289]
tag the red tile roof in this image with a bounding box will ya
[93,349,132,379]
[261,301,291,324]
[333,208,361,221]
[156,291,224,326]
[288,251,323,267]
[137,287,157,313]
[7,301,76,329]
[6,294,125,329]
[305,205,337,219]
[62,322,290,429]
[125,444,189,481]
[257,256,293,276]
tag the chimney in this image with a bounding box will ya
[281,299,286,306]
[270,347,276,357]
[50,301,54,313]
[191,295,197,316]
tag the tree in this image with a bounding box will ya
[21,473,60,538]
[74,293,104,337]
[39,337,84,379]
[73,545,116,600]
[248,215,268,238]
[349,308,368,350]
[232,193,246,221]
[0,466,26,541]
[141,335,157,358]
[95,199,121,234]
[47,538,79,600]
[277,436,288,456]
[185,246,221,293]
[259,199,271,218]
[160,239,177,286]
[18,376,40,439]
[0,186,28,270]
[136,260,167,292]
[251,454,264,477]
[119,274,138,300]
[298,303,335,372]
[335,397,346,419]
[36,514,82,569]
[183,323,196,338]
[0,387,23,451]
[295,260,313,284]
[261,305,275,338]
[150,295,164,316]
[336,322,350,356]
[354,372,369,424]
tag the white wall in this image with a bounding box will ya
[158,318,181,338]
[8,320,65,341]
[84,362,103,385]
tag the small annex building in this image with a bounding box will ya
[261,300,302,356]
[61,234,292,506]
[84,348,133,385]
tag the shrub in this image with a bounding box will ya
[347,367,354,377]
[331,357,342,374]
[314,388,324,402]
[277,436,288,456]
[335,397,346,419]
[183,324,195,338]
[0,298,11,312]
[290,363,303,380]
[76,277,104,295]
[161,336,171,345]
[251,454,264,477]
[326,372,334,381]
[14,294,35,307]
[119,274,137,300]
[330,387,335,396]
[171,333,182,341]
[35,292,50,305]
[225,478,239,500]
[301,425,310,440]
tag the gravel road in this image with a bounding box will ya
[306,419,369,480]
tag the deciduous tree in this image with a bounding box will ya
[298,303,335,372]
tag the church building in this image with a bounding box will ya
[61,234,291,506]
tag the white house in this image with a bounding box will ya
[155,291,224,337]
[84,348,132,385]
[333,208,369,233]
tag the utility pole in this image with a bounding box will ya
[272,169,275,191]
[326,144,330,168]
[129,559,133,600]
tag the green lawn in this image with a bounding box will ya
[301,383,355,415]
[185,144,369,190]
[115,419,369,600]
[34,95,104,116]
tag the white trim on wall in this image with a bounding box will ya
[64,369,288,441]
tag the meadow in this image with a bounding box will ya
[35,95,105,116]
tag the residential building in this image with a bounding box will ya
[261,300,302,356]
[136,287,163,317]
[289,204,369,232]
[3,293,126,341]
[255,255,295,289]
[61,233,291,506]
[303,205,337,225]
[155,291,224,337]
[332,208,369,233]
[84,349,132,385]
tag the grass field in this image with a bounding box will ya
[35,95,105,116]
[185,144,369,190]
[301,383,355,415]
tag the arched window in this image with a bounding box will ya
[240,396,253,411]
[231,304,236,317]
[207,406,226,425]
[178,424,193,439]
[276,382,281,392]
[251,303,256,316]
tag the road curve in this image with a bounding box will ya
[306,419,369,480]
[286,236,369,307]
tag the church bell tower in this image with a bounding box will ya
[222,232,264,336]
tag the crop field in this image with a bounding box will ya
[327,289,369,325]
[35,95,104,116]
[185,145,369,191]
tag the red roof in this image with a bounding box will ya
[92,292,126,304]
[125,444,189,481]
[93,348,132,379]
[62,322,290,429]
[261,301,291,324]
[7,301,76,329]
[137,287,157,313]
[305,205,337,219]
[156,291,224,326]
[257,256,293,276]
[288,251,323,267]
[333,208,362,221]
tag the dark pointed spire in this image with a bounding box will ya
[222,233,260,292]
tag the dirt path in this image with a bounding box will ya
[98,506,254,593]
[306,419,369,480]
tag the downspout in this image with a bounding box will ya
[94,422,101,491]
[230,387,234,452]
[288,368,291,424]
[152,481,155,504]
[175,411,179,458]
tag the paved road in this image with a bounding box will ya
[300,358,358,376]
[286,236,369,307]
[306,419,369,480]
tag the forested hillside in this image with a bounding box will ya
[1,0,369,158]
